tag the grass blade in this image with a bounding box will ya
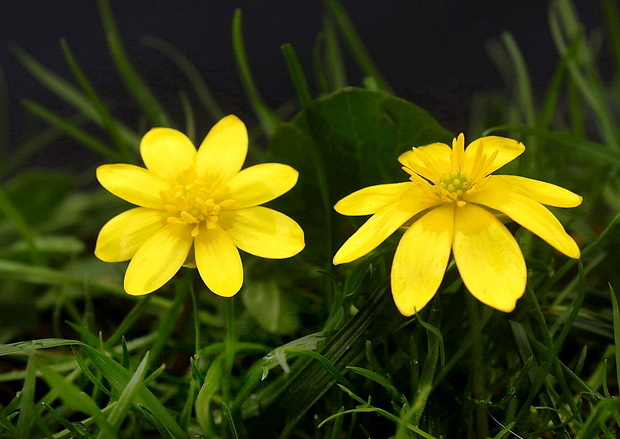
[60,39,133,162]
[231,9,281,136]
[37,361,117,438]
[15,355,37,438]
[139,34,226,122]
[326,0,392,94]
[81,345,186,438]
[99,352,150,436]
[21,100,118,160]
[96,0,171,127]
[281,44,313,110]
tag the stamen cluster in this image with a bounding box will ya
[436,170,471,206]
[161,170,233,237]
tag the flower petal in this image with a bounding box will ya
[95,207,167,262]
[124,223,194,295]
[391,205,454,316]
[97,164,170,208]
[452,204,526,312]
[464,136,524,175]
[469,181,580,258]
[334,182,415,216]
[140,128,197,179]
[195,225,243,297]
[196,115,248,184]
[219,206,304,258]
[398,142,452,181]
[333,195,438,265]
[227,163,298,209]
[490,175,583,207]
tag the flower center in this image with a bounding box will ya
[436,170,471,207]
[161,169,233,237]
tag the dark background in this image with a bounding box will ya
[0,1,604,171]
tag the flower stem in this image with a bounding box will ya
[465,293,489,439]
[223,296,236,405]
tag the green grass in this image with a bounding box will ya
[1,0,620,437]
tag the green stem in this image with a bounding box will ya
[223,296,236,408]
[465,294,489,439]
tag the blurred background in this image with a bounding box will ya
[0,1,603,171]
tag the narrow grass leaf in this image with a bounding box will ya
[0,258,221,326]
[609,285,620,395]
[232,9,280,135]
[325,0,391,94]
[96,0,170,127]
[346,366,406,404]
[223,403,239,439]
[10,44,100,121]
[281,44,313,110]
[81,345,186,439]
[60,39,132,162]
[320,393,437,439]
[37,361,116,438]
[321,16,347,92]
[328,406,345,439]
[0,338,82,357]
[147,285,188,369]
[483,125,619,165]
[100,352,150,436]
[9,44,139,147]
[66,321,102,348]
[41,402,93,439]
[21,100,118,160]
[433,309,492,387]
[0,188,44,265]
[195,355,224,436]
[135,404,174,439]
[574,397,620,439]
[72,347,113,397]
[549,0,619,147]
[0,411,16,435]
[104,295,152,348]
[15,355,37,439]
[139,34,226,122]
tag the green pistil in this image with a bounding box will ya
[437,171,471,206]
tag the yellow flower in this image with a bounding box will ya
[333,134,581,316]
[95,115,305,297]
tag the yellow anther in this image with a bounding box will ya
[160,168,234,236]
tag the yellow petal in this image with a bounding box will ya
[464,136,524,176]
[334,182,415,216]
[97,164,169,209]
[219,207,304,258]
[95,207,167,262]
[196,115,248,184]
[489,175,583,207]
[391,205,454,316]
[452,204,526,312]
[140,128,197,179]
[333,196,438,265]
[469,181,580,258]
[227,163,298,209]
[398,142,452,181]
[194,225,243,297]
[124,223,194,295]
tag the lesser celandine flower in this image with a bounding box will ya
[95,115,305,297]
[333,134,581,316]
